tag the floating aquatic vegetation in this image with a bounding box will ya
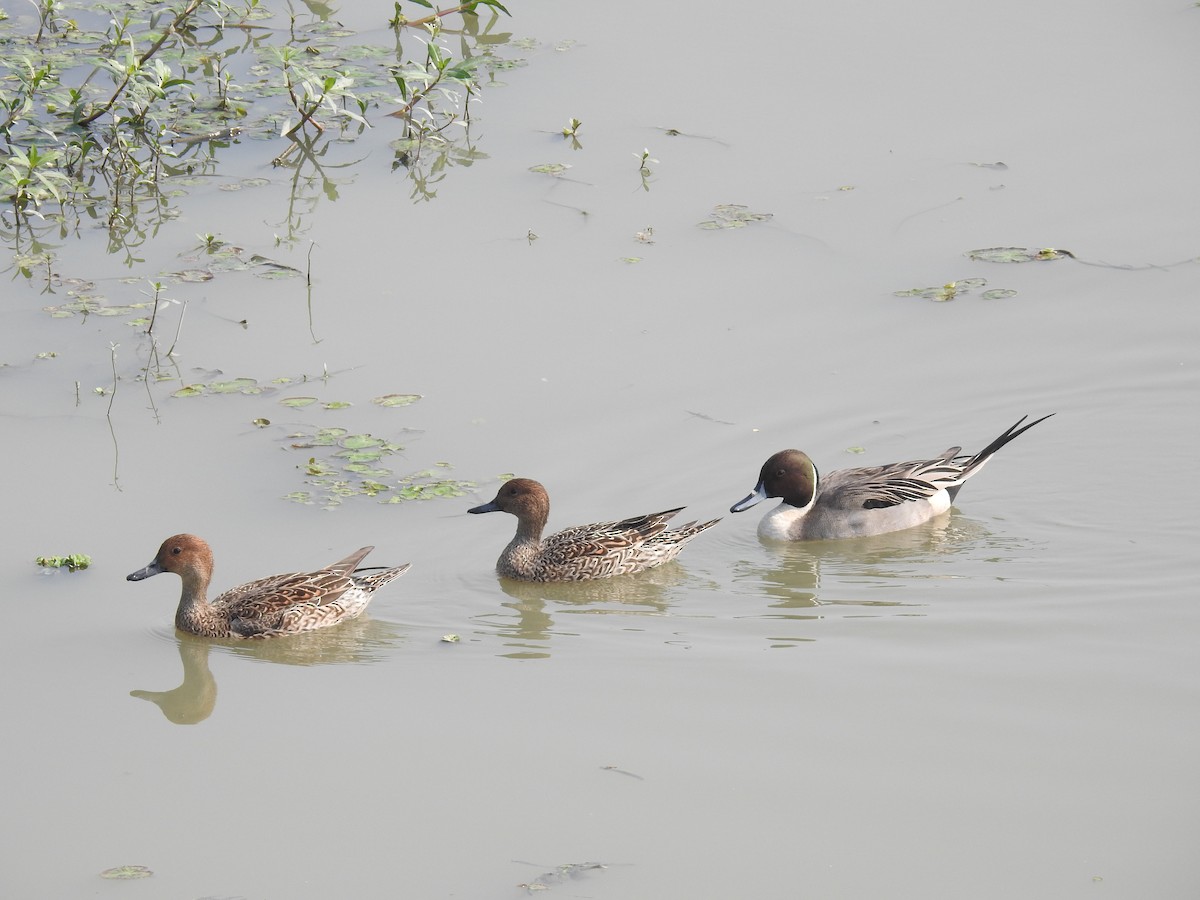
[286,424,471,507]
[210,378,264,395]
[166,370,364,400]
[36,553,92,572]
[171,378,262,398]
[893,278,1015,303]
[518,862,606,893]
[374,393,422,407]
[167,242,302,281]
[42,296,154,319]
[697,203,774,229]
[529,162,571,176]
[98,865,152,880]
[966,247,1074,263]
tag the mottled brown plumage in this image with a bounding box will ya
[468,478,720,582]
[126,534,410,638]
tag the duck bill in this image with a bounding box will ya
[467,501,500,515]
[730,483,768,513]
[126,561,165,582]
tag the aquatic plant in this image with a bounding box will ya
[36,553,92,571]
[0,0,514,244]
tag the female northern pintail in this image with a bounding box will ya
[730,414,1053,541]
[126,534,410,638]
[468,478,721,582]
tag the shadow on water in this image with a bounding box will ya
[130,617,405,724]
[469,563,719,661]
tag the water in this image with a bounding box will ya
[1,0,1198,897]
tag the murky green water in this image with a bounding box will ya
[2,0,1198,897]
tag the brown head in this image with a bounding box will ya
[730,449,819,512]
[127,533,215,587]
[468,478,551,537]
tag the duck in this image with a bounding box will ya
[468,478,720,582]
[126,534,410,638]
[730,414,1053,541]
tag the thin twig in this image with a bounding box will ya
[165,299,186,358]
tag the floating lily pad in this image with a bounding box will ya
[322,400,352,410]
[982,289,1018,300]
[280,397,319,408]
[42,297,152,319]
[252,418,271,427]
[255,264,303,281]
[529,162,570,176]
[698,203,773,229]
[172,384,207,397]
[344,465,393,479]
[966,246,1074,263]
[373,393,421,408]
[99,865,152,880]
[209,378,262,394]
[171,269,214,283]
[340,434,384,450]
[894,278,988,302]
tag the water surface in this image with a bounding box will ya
[2,0,1198,897]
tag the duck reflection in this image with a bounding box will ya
[472,563,712,660]
[732,513,1007,614]
[130,634,217,725]
[130,617,405,724]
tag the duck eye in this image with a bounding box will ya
[171,546,182,555]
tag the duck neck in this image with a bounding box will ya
[174,571,229,637]
[497,516,546,580]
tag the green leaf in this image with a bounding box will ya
[373,393,421,407]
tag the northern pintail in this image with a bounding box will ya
[126,534,410,638]
[468,478,720,582]
[730,414,1053,540]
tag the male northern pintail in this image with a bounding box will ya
[468,478,721,582]
[126,534,410,638]
[730,414,1053,541]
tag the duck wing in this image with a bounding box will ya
[821,454,965,511]
[540,509,683,562]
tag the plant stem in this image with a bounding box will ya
[77,0,205,127]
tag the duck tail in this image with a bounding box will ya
[949,413,1055,500]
